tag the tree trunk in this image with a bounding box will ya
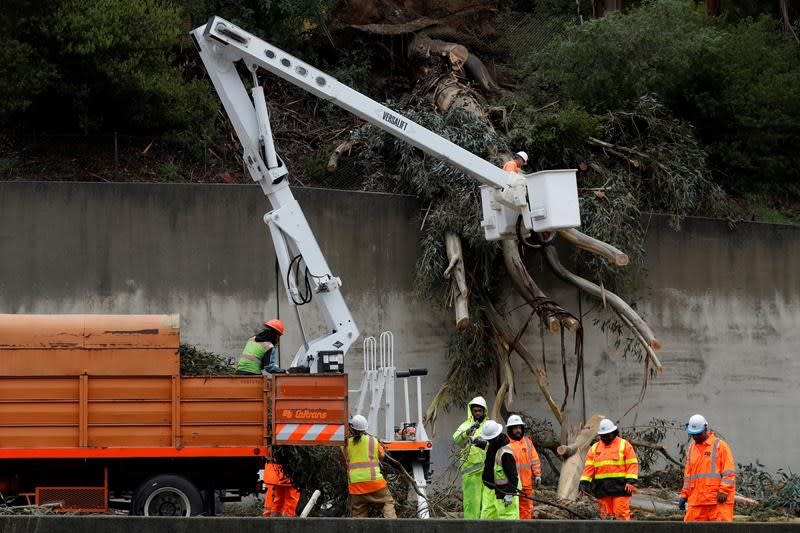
[409,32,469,70]
[556,414,603,500]
[557,228,629,266]
[444,232,469,330]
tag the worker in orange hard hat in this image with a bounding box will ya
[678,414,736,522]
[502,151,528,173]
[262,460,300,517]
[236,319,286,375]
[579,418,638,520]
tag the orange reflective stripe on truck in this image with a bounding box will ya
[274,423,345,443]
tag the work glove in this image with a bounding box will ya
[470,437,487,449]
[716,492,728,504]
[534,476,542,487]
[503,494,513,507]
[677,498,687,511]
[624,483,636,495]
[468,421,481,433]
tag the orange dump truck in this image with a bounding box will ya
[0,314,347,515]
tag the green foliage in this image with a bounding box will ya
[0,38,56,118]
[535,0,800,192]
[183,0,337,52]
[508,104,600,169]
[0,158,16,177]
[159,160,183,182]
[272,445,348,516]
[355,104,508,300]
[178,343,234,375]
[1,0,216,137]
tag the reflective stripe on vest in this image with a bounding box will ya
[494,445,514,486]
[684,438,724,482]
[237,339,268,373]
[587,438,637,480]
[348,436,383,484]
[516,438,541,469]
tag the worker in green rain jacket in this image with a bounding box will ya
[452,396,492,519]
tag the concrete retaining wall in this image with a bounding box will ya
[1,182,798,476]
[0,517,796,533]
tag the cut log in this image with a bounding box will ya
[432,76,486,119]
[327,140,356,172]
[409,33,469,70]
[557,228,629,267]
[463,54,501,94]
[444,233,469,331]
[556,414,603,500]
[543,246,662,352]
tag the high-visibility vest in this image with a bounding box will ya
[492,445,519,489]
[580,437,638,497]
[503,160,520,173]
[347,436,385,485]
[509,436,542,488]
[453,416,487,476]
[236,338,271,374]
[680,433,735,506]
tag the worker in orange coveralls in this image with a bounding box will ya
[262,460,300,517]
[579,418,638,520]
[678,414,736,522]
[505,415,541,519]
[502,151,528,173]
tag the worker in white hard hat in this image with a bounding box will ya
[505,414,541,519]
[579,418,638,520]
[344,414,396,518]
[502,151,528,173]
[479,420,519,520]
[678,414,735,522]
[452,396,491,518]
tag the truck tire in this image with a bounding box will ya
[131,474,203,516]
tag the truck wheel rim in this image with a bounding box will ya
[143,487,191,516]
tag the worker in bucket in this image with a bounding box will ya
[579,418,638,520]
[479,420,519,519]
[506,415,541,519]
[236,319,286,375]
[262,459,300,517]
[502,151,528,173]
[344,414,396,518]
[678,414,736,522]
[453,396,490,518]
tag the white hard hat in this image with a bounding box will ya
[686,414,708,435]
[469,396,488,410]
[597,418,618,435]
[350,414,368,432]
[506,414,524,428]
[515,151,528,163]
[481,420,503,440]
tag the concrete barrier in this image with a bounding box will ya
[0,517,796,533]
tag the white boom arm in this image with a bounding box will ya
[191,16,580,371]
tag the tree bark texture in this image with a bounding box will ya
[443,232,469,331]
[556,414,603,500]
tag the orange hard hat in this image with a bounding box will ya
[263,319,285,335]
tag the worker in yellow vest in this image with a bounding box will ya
[453,396,491,519]
[344,415,396,518]
[236,319,286,375]
[480,420,520,520]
